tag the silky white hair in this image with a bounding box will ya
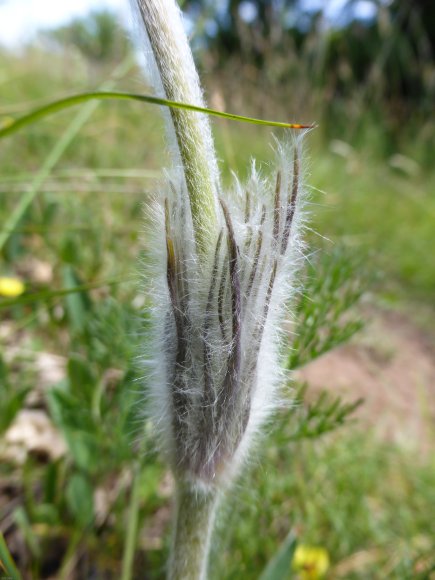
[131,0,308,491]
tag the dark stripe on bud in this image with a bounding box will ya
[281,148,299,255]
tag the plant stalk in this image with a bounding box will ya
[168,482,219,580]
[135,0,219,256]
[121,463,142,580]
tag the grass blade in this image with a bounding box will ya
[259,531,298,580]
[0,91,313,142]
[0,531,21,580]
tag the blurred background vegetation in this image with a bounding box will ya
[0,1,434,578]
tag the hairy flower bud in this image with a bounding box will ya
[144,138,306,490]
[132,1,308,576]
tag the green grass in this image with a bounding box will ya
[214,421,435,579]
[1,47,434,579]
[308,146,435,303]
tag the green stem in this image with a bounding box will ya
[168,483,218,580]
[136,0,219,256]
[121,463,142,580]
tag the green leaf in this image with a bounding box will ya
[289,383,363,441]
[48,388,84,427]
[48,389,100,471]
[0,91,312,142]
[32,504,60,525]
[66,473,94,527]
[288,247,367,370]
[67,431,101,472]
[0,357,7,381]
[67,354,96,398]
[0,531,21,580]
[13,507,41,559]
[62,266,91,334]
[0,357,30,434]
[61,236,80,265]
[259,531,298,580]
[43,462,59,504]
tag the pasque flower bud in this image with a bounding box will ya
[131,1,307,577]
[149,142,305,489]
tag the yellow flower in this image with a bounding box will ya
[0,276,25,297]
[292,545,330,579]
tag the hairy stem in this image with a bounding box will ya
[135,0,218,256]
[168,483,218,580]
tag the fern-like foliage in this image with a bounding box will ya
[288,247,368,371]
[289,382,363,441]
